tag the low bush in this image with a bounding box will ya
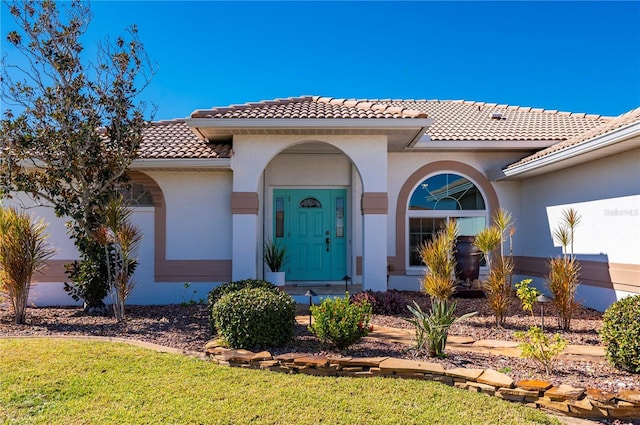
[211,287,295,349]
[207,279,278,332]
[350,290,408,315]
[309,294,372,350]
[600,294,640,373]
[515,326,567,375]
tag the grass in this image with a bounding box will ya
[0,338,561,425]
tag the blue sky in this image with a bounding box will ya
[2,1,640,120]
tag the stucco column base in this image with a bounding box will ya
[362,214,388,292]
[232,214,258,280]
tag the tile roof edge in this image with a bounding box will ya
[190,96,316,118]
[186,95,615,121]
[312,96,429,119]
[504,106,640,170]
[148,118,188,125]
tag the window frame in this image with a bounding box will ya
[405,172,489,273]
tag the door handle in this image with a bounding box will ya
[325,237,330,252]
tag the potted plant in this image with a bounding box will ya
[264,238,287,286]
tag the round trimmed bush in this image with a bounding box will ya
[211,287,296,349]
[207,279,278,333]
[207,279,278,311]
[310,295,372,350]
[600,294,640,373]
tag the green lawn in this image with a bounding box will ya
[0,338,561,425]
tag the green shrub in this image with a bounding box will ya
[211,287,295,349]
[309,294,372,350]
[600,295,640,373]
[207,279,278,332]
[515,326,567,375]
[515,278,540,319]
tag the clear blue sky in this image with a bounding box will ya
[2,1,640,120]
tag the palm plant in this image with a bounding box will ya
[94,196,142,322]
[547,208,581,331]
[410,220,477,357]
[484,256,514,327]
[473,226,501,270]
[473,208,515,327]
[0,207,55,324]
[419,220,458,301]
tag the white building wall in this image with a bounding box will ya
[146,171,232,260]
[4,170,232,306]
[519,149,640,263]
[517,148,640,310]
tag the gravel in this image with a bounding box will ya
[1,294,639,399]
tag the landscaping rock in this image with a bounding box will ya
[617,389,640,405]
[517,379,553,392]
[331,357,388,367]
[477,369,514,388]
[546,384,585,401]
[250,351,273,362]
[445,367,484,381]
[293,355,329,368]
[379,358,445,375]
[586,388,615,404]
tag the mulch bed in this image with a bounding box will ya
[1,293,639,404]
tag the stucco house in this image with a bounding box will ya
[14,96,640,311]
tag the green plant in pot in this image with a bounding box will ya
[264,238,287,286]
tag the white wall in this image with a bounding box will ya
[516,148,640,310]
[518,149,640,263]
[148,170,232,260]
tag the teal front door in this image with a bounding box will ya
[273,189,347,281]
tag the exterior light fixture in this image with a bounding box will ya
[342,275,351,293]
[537,294,552,332]
[304,290,317,326]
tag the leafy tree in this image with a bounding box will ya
[0,1,155,310]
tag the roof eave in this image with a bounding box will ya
[406,139,559,151]
[497,121,640,180]
[185,117,433,131]
[131,158,231,170]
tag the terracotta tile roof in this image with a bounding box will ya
[140,96,614,159]
[375,99,609,141]
[139,120,231,159]
[191,96,428,119]
[506,106,640,169]
[190,96,609,142]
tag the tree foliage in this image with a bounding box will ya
[0,1,155,309]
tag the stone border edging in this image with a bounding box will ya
[204,342,640,421]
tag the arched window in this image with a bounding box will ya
[116,182,155,207]
[408,173,487,267]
